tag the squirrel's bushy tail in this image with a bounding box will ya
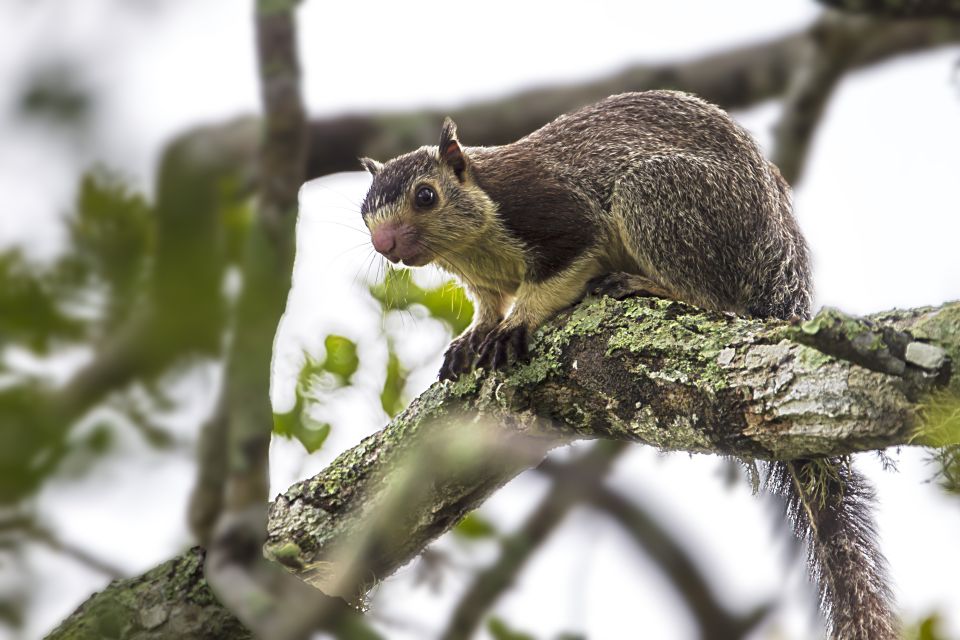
[766,458,898,640]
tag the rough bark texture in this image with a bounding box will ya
[46,548,252,640]
[47,297,959,638]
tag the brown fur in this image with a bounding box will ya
[359,92,895,639]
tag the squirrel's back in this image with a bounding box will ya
[471,91,812,319]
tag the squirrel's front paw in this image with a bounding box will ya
[439,328,489,381]
[476,324,528,373]
[439,337,471,381]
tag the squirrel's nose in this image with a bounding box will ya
[372,225,397,255]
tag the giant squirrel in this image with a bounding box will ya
[358,90,897,639]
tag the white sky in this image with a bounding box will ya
[1,1,959,639]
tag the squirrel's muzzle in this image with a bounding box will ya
[371,221,429,266]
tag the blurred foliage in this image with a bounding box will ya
[0,387,61,503]
[904,613,952,640]
[452,512,498,540]
[369,268,473,335]
[18,63,92,127]
[62,172,155,331]
[915,391,960,495]
[278,267,474,453]
[0,170,155,353]
[321,335,359,384]
[487,617,536,640]
[272,338,358,453]
[0,171,162,504]
[380,348,407,418]
[0,250,84,353]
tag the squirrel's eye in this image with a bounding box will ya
[415,186,436,208]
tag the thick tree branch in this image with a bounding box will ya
[174,17,960,185]
[263,298,956,599]
[48,297,959,638]
[817,0,960,18]
[772,13,867,184]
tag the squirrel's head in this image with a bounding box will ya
[359,118,494,267]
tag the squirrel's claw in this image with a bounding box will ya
[439,328,490,381]
[476,324,528,373]
[439,338,472,381]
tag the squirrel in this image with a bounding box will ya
[358,90,897,639]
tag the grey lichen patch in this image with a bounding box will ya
[908,303,960,347]
[138,604,168,630]
[745,347,915,457]
[717,347,736,366]
[507,348,562,387]
[905,341,947,371]
[604,299,748,392]
[446,370,482,398]
[909,303,960,391]
[560,296,618,339]
[614,404,713,452]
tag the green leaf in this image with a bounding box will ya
[61,170,155,329]
[295,422,331,454]
[487,617,536,640]
[903,613,948,640]
[421,283,473,335]
[0,250,85,352]
[369,268,420,311]
[273,400,331,454]
[84,424,114,455]
[369,268,473,334]
[453,512,497,540]
[380,349,407,418]
[322,335,359,384]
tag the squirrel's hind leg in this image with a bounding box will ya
[587,272,676,301]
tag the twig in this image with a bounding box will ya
[440,442,626,640]
[539,458,773,639]
[0,517,125,580]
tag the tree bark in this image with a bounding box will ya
[47,297,959,639]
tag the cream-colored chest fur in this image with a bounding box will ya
[435,220,527,297]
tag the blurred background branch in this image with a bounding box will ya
[816,0,960,18]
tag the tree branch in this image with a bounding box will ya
[817,0,960,18]
[442,441,771,640]
[48,297,959,638]
[772,12,867,184]
[537,457,773,640]
[172,16,960,186]
[440,442,627,640]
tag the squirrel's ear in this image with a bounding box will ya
[359,157,383,175]
[439,117,468,181]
